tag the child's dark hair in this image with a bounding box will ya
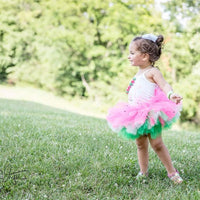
[132,35,164,66]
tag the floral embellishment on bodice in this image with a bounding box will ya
[126,77,136,94]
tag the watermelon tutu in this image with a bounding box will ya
[107,87,182,140]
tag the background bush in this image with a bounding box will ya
[0,0,199,123]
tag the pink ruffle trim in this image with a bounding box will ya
[107,87,182,133]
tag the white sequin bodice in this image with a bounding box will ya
[128,72,156,106]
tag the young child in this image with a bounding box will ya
[107,34,183,184]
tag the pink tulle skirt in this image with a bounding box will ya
[107,87,182,140]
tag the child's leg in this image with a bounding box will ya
[136,135,149,174]
[148,135,176,174]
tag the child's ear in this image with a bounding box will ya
[142,53,149,61]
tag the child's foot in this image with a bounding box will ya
[136,171,148,181]
[168,169,183,184]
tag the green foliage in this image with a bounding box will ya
[175,74,200,122]
[0,0,199,122]
[160,0,200,122]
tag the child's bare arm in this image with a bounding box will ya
[151,69,182,104]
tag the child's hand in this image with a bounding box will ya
[170,93,182,104]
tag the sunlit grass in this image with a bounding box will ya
[0,99,200,199]
[0,85,107,118]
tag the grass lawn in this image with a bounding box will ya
[0,98,200,200]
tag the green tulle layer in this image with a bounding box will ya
[118,116,178,140]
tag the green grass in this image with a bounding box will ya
[0,99,200,200]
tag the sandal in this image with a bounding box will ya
[136,171,148,180]
[168,169,183,184]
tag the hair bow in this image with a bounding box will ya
[142,34,158,42]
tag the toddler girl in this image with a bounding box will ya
[107,34,183,184]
